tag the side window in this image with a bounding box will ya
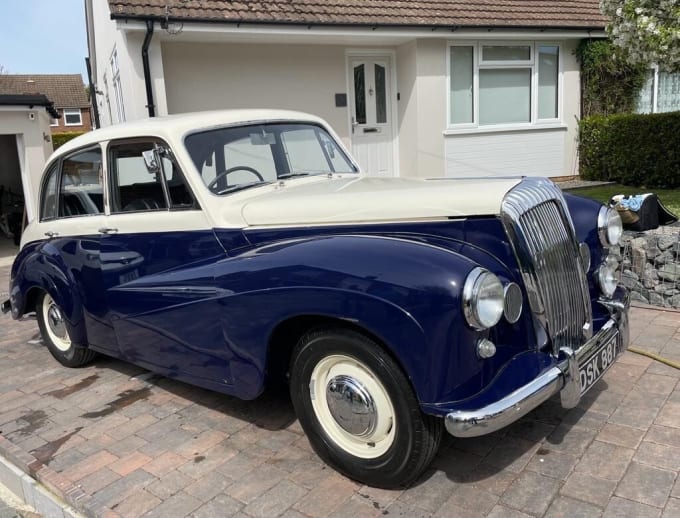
[109,141,195,213]
[40,163,59,221]
[59,148,104,218]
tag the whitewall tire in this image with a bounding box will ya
[36,292,96,367]
[289,327,442,488]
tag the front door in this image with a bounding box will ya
[349,56,396,176]
[101,139,228,384]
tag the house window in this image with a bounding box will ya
[637,66,680,114]
[448,42,561,129]
[63,109,82,126]
[102,73,114,125]
[50,114,59,127]
[110,48,126,123]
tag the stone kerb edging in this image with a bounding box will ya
[0,434,104,518]
[617,228,680,307]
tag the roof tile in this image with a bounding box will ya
[0,74,89,108]
[107,1,607,29]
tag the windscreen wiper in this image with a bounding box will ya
[277,172,328,179]
[215,181,272,195]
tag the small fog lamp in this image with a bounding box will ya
[477,338,497,359]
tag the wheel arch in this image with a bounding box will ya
[10,248,88,346]
[266,313,421,401]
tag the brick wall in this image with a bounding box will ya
[50,108,93,134]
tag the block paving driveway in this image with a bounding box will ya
[0,265,679,517]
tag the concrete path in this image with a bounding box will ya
[0,264,678,517]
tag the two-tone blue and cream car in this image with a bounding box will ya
[2,110,629,488]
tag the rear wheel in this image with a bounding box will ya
[289,327,442,488]
[36,292,96,367]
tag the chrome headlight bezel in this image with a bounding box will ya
[597,257,618,298]
[463,267,505,330]
[598,206,623,247]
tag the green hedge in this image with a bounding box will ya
[579,112,680,188]
[575,39,647,117]
[51,131,85,150]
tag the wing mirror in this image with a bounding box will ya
[142,149,160,175]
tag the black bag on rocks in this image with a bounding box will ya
[610,193,678,231]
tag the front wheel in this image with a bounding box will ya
[36,292,96,367]
[289,328,442,488]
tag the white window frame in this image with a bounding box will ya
[50,113,59,127]
[639,65,680,114]
[446,41,564,134]
[63,108,82,126]
[110,47,126,123]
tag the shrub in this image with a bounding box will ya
[579,112,680,188]
[575,39,648,117]
[51,131,85,150]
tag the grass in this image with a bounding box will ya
[565,183,680,217]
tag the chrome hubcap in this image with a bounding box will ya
[47,304,67,339]
[326,375,377,437]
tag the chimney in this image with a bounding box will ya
[25,79,37,94]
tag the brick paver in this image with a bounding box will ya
[1,264,679,517]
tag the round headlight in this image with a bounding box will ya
[503,282,523,324]
[598,207,623,247]
[463,268,504,330]
[597,258,618,298]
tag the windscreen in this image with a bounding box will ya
[184,123,357,195]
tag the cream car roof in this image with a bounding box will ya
[53,109,329,158]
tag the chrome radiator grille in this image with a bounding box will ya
[502,179,592,355]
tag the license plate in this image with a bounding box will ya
[579,336,618,395]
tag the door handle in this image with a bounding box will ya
[98,227,119,235]
[44,231,59,239]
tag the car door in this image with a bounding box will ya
[39,145,119,351]
[101,138,229,384]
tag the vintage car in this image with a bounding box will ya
[2,110,629,488]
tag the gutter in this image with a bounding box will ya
[0,95,59,119]
[141,19,156,117]
[110,14,607,33]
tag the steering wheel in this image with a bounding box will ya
[207,166,264,192]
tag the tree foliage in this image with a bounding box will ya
[575,39,648,116]
[600,0,680,70]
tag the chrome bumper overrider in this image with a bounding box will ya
[445,292,630,438]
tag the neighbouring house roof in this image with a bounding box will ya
[0,94,60,119]
[0,74,89,109]
[108,0,607,30]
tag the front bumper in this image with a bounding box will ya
[445,291,630,438]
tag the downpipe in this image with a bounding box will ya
[142,19,156,117]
